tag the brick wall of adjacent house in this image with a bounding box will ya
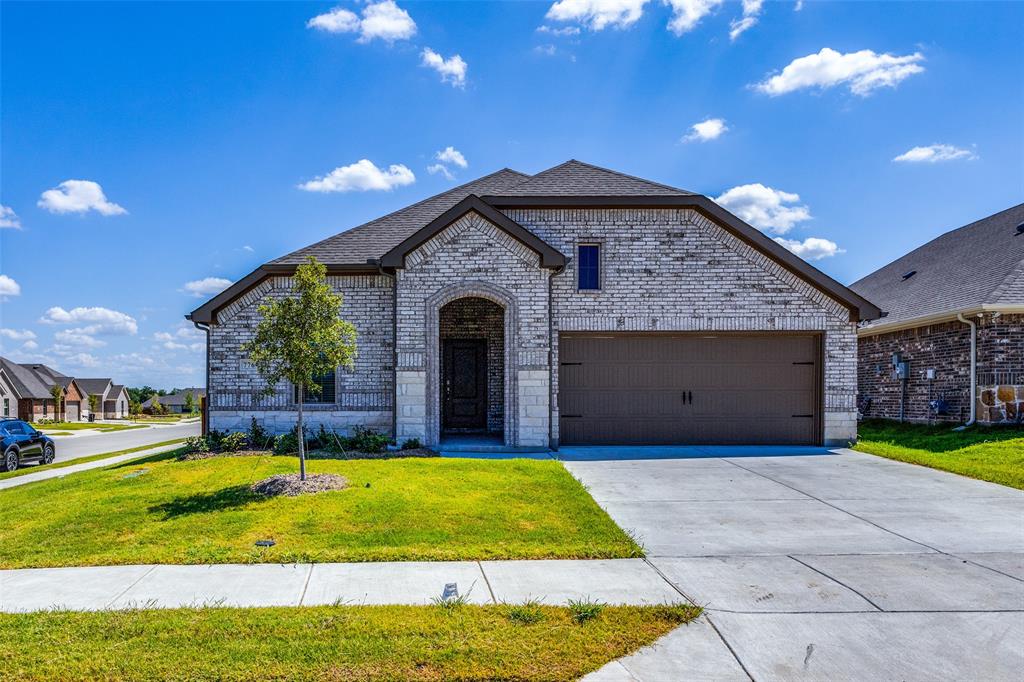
[858,313,1024,424]
[207,274,394,435]
[394,212,550,447]
[505,207,860,445]
[439,296,505,432]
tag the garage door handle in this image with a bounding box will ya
[681,391,692,404]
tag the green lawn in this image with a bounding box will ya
[0,453,642,568]
[0,603,699,681]
[0,439,188,482]
[855,419,1024,489]
[31,422,145,433]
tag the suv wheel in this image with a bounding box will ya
[42,445,55,465]
[2,449,18,473]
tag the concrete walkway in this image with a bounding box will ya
[0,558,680,612]
[567,447,1024,681]
[0,441,184,491]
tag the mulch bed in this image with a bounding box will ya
[180,448,437,462]
[251,473,348,497]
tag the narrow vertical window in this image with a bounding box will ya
[578,244,601,291]
[295,371,337,404]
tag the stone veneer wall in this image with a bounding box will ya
[504,207,859,446]
[207,274,394,435]
[394,212,550,447]
[858,313,1024,424]
[439,297,505,432]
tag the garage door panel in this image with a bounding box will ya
[559,334,820,445]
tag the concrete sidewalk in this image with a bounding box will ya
[0,442,184,491]
[0,558,682,612]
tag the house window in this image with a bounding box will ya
[43,400,48,417]
[578,243,601,291]
[295,371,336,404]
[2,398,8,417]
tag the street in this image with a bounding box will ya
[51,421,199,463]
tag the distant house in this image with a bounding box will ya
[142,388,204,414]
[0,357,87,421]
[850,204,1024,424]
[76,379,131,420]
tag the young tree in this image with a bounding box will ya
[243,256,357,480]
[88,394,100,419]
[183,391,195,415]
[150,395,164,415]
[49,384,63,422]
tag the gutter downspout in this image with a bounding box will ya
[955,313,977,429]
[187,314,211,436]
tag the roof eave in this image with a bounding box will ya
[857,304,1024,336]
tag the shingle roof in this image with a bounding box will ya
[850,203,1024,329]
[493,159,694,197]
[76,378,113,397]
[142,388,205,407]
[106,384,126,401]
[272,168,531,266]
[0,358,52,399]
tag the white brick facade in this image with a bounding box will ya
[206,207,858,446]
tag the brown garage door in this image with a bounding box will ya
[558,333,821,445]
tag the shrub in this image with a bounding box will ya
[400,438,423,450]
[567,597,604,624]
[184,436,210,455]
[220,432,247,452]
[505,598,545,625]
[206,429,228,450]
[346,426,390,453]
[248,417,271,450]
[273,428,300,455]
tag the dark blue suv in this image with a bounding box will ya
[1,419,55,472]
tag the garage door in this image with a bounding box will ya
[558,334,820,445]
[65,402,80,422]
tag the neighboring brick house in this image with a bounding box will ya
[189,161,880,448]
[0,357,87,421]
[850,204,1024,424]
[142,388,204,414]
[77,379,131,419]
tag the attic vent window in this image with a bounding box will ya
[1015,222,1024,235]
[902,270,917,281]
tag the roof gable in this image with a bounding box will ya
[850,203,1024,329]
[379,196,565,269]
[498,160,694,196]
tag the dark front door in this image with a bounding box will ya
[442,339,487,431]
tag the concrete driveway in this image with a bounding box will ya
[563,446,1024,681]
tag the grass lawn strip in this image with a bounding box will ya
[0,603,699,681]
[0,439,188,482]
[31,422,145,433]
[0,454,642,568]
[855,419,1024,489]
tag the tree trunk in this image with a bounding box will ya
[297,384,306,481]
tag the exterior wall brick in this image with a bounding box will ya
[505,207,858,445]
[858,313,1024,424]
[208,274,394,435]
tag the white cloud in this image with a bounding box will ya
[299,159,416,193]
[54,330,107,348]
[436,146,468,169]
[545,0,650,30]
[0,205,21,229]
[534,44,558,56]
[537,25,581,36]
[307,1,417,43]
[715,183,812,235]
[37,180,127,216]
[182,277,233,298]
[0,275,21,299]
[61,352,100,368]
[427,164,454,181]
[21,340,38,351]
[893,144,978,164]
[683,117,728,142]
[729,0,763,40]
[0,328,36,342]
[794,0,803,10]
[420,48,467,88]
[241,245,255,253]
[774,237,844,261]
[665,0,723,35]
[755,47,925,97]
[40,306,138,335]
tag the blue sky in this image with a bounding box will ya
[1,1,1021,387]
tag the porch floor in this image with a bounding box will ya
[438,433,553,457]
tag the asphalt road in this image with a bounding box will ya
[51,421,200,463]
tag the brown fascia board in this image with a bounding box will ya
[186,263,380,325]
[379,195,566,269]
[481,194,882,322]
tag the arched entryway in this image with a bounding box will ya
[439,297,505,439]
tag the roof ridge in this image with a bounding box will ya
[271,167,530,265]
[502,158,694,195]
